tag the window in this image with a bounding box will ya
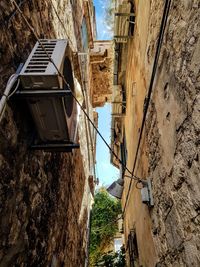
[128,230,139,267]
[114,238,123,252]
[120,131,128,176]
[81,17,89,52]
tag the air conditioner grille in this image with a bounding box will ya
[20,39,68,89]
[25,40,57,73]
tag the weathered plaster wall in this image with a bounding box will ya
[122,0,200,266]
[0,1,88,266]
[121,1,157,266]
[146,1,200,266]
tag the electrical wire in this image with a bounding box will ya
[46,0,77,52]
[7,1,146,239]
[10,0,143,185]
[6,1,126,260]
[0,0,27,27]
[7,0,130,241]
[93,0,173,229]
[8,0,172,239]
[9,1,174,261]
[122,0,172,216]
[44,0,96,179]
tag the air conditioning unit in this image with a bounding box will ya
[18,39,79,151]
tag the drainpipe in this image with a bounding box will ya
[85,209,92,267]
[0,74,19,121]
[0,64,23,122]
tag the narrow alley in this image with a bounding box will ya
[0,0,199,267]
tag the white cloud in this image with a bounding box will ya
[95,0,113,40]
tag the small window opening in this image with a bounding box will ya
[128,229,139,267]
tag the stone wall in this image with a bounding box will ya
[120,0,200,266]
[0,1,88,266]
[90,41,113,107]
[146,1,200,266]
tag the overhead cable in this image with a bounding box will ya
[7,0,124,253]
[122,0,172,216]
[10,0,143,184]
[46,0,77,52]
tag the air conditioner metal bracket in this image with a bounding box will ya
[15,89,72,98]
[31,142,80,152]
[14,88,79,152]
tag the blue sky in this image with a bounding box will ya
[94,0,119,187]
[96,105,119,187]
[94,0,113,40]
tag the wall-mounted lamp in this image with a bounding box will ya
[107,176,154,207]
[107,178,124,199]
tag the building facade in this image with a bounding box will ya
[0,0,100,266]
[111,0,200,266]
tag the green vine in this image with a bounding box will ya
[89,187,122,265]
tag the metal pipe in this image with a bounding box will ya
[0,74,19,122]
[85,209,92,267]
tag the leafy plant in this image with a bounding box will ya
[89,187,122,265]
[96,247,126,267]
